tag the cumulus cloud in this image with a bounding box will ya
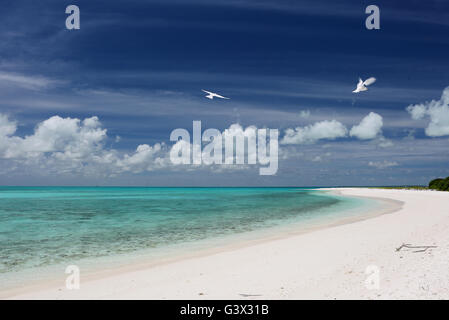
[368,160,398,169]
[281,120,348,144]
[0,114,277,177]
[0,114,166,176]
[406,86,449,137]
[0,111,397,179]
[407,104,427,120]
[116,143,167,173]
[281,112,386,145]
[169,123,278,175]
[350,112,383,140]
[0,115,108,160]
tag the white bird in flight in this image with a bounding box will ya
[352,77,376,93]
[202,89,230,100]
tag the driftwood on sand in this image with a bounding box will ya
[396,243,437,253]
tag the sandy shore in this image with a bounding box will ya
[4,188,449,300]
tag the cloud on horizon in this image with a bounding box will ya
[407,86,449,137]
[0,114,282,177]
[368,160,399,169]
[350,112,383,140]
[0,114,167,176]
[281,120,348,145]
[281,112,385,145]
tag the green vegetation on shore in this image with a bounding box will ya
[372,176,449,191]
[429,177,449,191]
[373,186,428,190]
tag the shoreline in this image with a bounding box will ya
[1,188,396,297]
[4,188,449,299]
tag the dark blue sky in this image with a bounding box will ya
[0,0,448,186]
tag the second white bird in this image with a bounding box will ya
[352,77,376,93]
[202,90,230,100]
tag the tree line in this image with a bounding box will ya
[429,177,449,191]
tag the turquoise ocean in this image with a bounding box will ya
[0,187,380,289]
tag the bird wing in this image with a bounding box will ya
[363,77,376,86]
[358,78,363,86]
[202,90,229,99]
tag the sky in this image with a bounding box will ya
[0,0,448,186]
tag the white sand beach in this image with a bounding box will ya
[4,188,449,300]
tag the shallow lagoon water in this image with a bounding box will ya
[0,187,377,289]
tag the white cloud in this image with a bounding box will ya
[0,111,402,179]
[0,114,17,137]
[0,114,275,177]
[299,110,310,118]
[350,112,383,140]
[282,112,386,145]
[377,137,394,148]
[0,114,166,175]
[281,120,348,144]
[116,143,166,173]
[406,86,449,137]
[0,72,59,90]
[170,123,278,174]
[2,116,107,160]
[368,160,398,169]
[407,104,427,120]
